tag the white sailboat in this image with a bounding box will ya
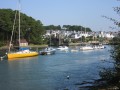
[57,33,69,51]
[7,0,38,59]
[80,28,93,51]
[92,33,105,49]
[80,45,94,50]
[93,44,105,49]
[39,30,56,55]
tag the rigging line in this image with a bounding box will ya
[18,0,21,47]
[8,10,18,52]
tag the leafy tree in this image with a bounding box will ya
[44,25,92,32]
[104,0,120,65]
[0,9,45,45]
[44,25,61,30]
[98,0,120,88]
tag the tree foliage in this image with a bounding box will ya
[109,0,120,65]
[102,0,120,27]
[0,9,45,45]
[44,25,92,32]
[44,25,61,30]
[98,0,120,88]
[63,25,92,32]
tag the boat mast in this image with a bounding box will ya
[81,26,82,43]
[8,10,18,52]
[18,0,21,47]
[50,30,51,47]
[59,34,60,46]
[85,27,86,43]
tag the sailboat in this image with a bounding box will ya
[7,0,38,59]
[39,30,56,55]
[57,32,69,51]
[80,28,93,51]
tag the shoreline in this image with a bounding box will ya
[0,44,48,50]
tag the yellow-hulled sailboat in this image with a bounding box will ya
[7,0,38,59]
[7,50,39,59]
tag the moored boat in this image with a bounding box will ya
[7,47,38,59]
[57,46,69,50]
[7,0,38,60]
[80,45,93,50]
[39,47,56,55]
[93,44,105,49]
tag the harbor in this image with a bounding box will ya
[0,45,112,90]
[0,0,120,89]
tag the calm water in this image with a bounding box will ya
[0,45,112,90]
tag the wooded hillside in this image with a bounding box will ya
[0,9,45,46]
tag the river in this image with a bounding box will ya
[0,45,113,90]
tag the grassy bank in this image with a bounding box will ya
[0,44,48,50]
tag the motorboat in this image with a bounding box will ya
[93,44,105,49]
[39,47,56,55]
[57,46,69,50]
[80,45,93,50]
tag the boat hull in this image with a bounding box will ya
[57,46,69,50]
[7,52,38,59]
[39,47,56,55]
[40,51,55,55]
[80,46,93,50]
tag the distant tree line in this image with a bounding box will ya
[44,25,92,32]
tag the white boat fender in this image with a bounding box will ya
[67,75,70,79]
[0,57,3,60]
[0,55,7,60]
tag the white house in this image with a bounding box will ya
[105,32,114,39]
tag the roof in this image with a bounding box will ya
[17,39,28,43]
